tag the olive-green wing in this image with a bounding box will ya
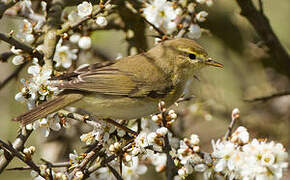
[56,60,172,98]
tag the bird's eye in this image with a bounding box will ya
[188,53,196,60]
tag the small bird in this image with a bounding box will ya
[13,38,223,125]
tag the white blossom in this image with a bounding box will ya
[150,153,167,172]
[190,134,200,145]
[212,131,288,180]
[78,36,92,50]
[151,114,159,122]
[77,1,92,18]
[10,46,23,54]
[96,16,108,27]
[15,58,58,110]
[12,55,25,65]
[16,19,35,44]
[196,11,208,22]
[32,115,61,137]
[156,127,168,136]
[122,156,147,180]
[232,108,240,119]
[143,0,180,33]
[231,126,249,144]
[69,33,81,43]
[54,39,78,68]
[187,3,195,13]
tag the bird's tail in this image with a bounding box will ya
[13,93,83,125]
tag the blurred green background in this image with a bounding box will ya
[0,0,289,179]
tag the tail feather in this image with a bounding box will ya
[13,93,83,125]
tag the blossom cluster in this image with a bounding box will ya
[212,127,288,180]
[142,0,214,39]
[171,126,288,180]
[12,0,112,136]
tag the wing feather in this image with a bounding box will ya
[54,56,173,97]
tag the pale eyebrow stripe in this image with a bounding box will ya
[176,47,207,59]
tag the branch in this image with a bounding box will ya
[84,138,135,179]
[244,90,290,102]
[126,0,166,38]
[0,128,33,173]
[236,0,290,77]
[57,0,111,35]
[107,164,122,180]
[0,63,25,90]
[159,102,177,180]
[69,144,103,178]
[224,109,240,140]
[116,0,149,54]
[0,138,43,177]
[0,33,43,61]
[6,161,70,171]
[58,110,138,136]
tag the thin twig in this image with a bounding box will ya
[6,162,70,171]
[84,138,135,179]
[58,110,138,136]
[107,164,122,180]
[57,0,111,35]
[127,0,166,38]
[224,110,240,140]
[160,103,177,180]
[70,144,103,178]
[0,128,33,173]
[0,139,43,177]
[244,90,290,102]
[224,118,236,140]
[0,63,25,90]
[103,118,138,136]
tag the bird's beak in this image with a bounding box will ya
[204,58,223,68]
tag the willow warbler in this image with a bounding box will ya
[14,38,223,125]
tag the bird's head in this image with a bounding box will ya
[162,38,223,73]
